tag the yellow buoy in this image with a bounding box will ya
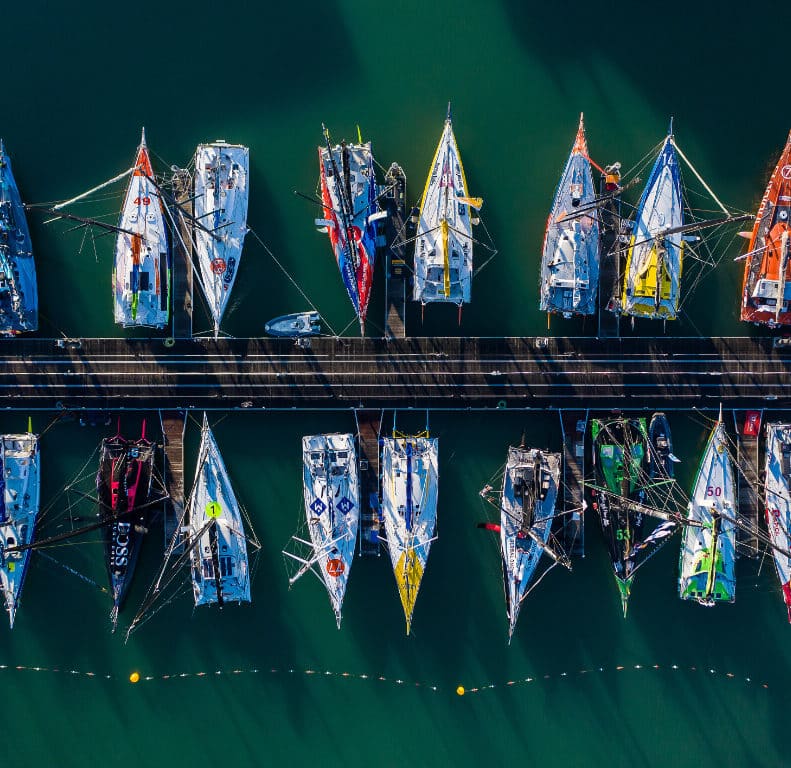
[456,686,465,696]
[129,672,140,684]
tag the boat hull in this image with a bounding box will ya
[500,446,560,637]
[381,435,438,633]
[0,143,38,333]
[194,142,249,335]
[622,137,683,320]
[740,131,791,327]
[591,417,648,613]
[678,420,736,605]
[302,433,359,626]
[188,415,251,607]
[540,116,599,317]
[764,423,791,620]
[97,431,155,620]
[414,117,474,306]
[0,432,40,628]
[317,139,377,330]
[265,311,321,337]
[114,136,170,329]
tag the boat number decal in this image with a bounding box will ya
[615,529,630,541]
[310,498,327,515]
[782,165,791,180]
[133,196,151,206]
[206,501,222,518]
[706,486,722,497]
[223,257,236,285]
[211,258,227,275]
[326,558,345,577]
[337,497,355,514]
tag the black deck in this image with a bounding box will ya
[0,335,789,410]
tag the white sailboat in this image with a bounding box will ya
[413,105,481,311]
[380,431,438,634]
[193,141,249,337]
[764,422,791,621]
[678,411,736,606]
[284,434,360,628]
[500,446,563,639]
[0,428,40,628]
[113,128,170,328]
[188,414,252,607]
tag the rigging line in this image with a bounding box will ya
[49,166,137,211]
[247,227,339,338]
[36,551,109,593]
[671,139,731,216]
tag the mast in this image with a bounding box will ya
[776,230,789,325]
[441,104,453,298]
[209,519,224,607]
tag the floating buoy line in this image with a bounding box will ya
[0,661,770,694]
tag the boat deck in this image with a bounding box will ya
[1,335,789,410]
[597,185,622,339]
[355,409,382,556]
[159,410,187,553]
[171,170,194,340]
[733,409,761,558]
[559,410,587,557]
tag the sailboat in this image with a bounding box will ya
[113,129,170,329]
[0,140,37,333]
[284,434,360,628]
[97,421,155,629]
[380,428,439,634]
[0,427,39,628]
[413,105,482,314]
[193,141,249,337]
[540,114,600,318]
[764,422,791,620]
[621,127,684,320]
[590,416,676,615]
[740,130,791,326]
[497,443,565,639]
[678,411,736,606]
[316,126,383,336]
[187,414,252,607]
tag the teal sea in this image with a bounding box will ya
[2,2,790,766]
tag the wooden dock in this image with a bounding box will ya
[381,164,408,339]
[159,410,187,552]
[171,170,194,340]
[355,409,383,556]
[732,409,762,558]
[597,168,622,339]
[0,335,789,410]
[559,410,587,557]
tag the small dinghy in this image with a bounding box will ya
[264,311,321,337]
[113,129,170,328]
[648,412,677,479]
[0,141,37,333]
[193,141,249,337]
[0,428,39,628]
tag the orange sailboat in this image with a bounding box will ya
[741,130,791,327]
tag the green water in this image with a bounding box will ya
[2,1,790,766]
